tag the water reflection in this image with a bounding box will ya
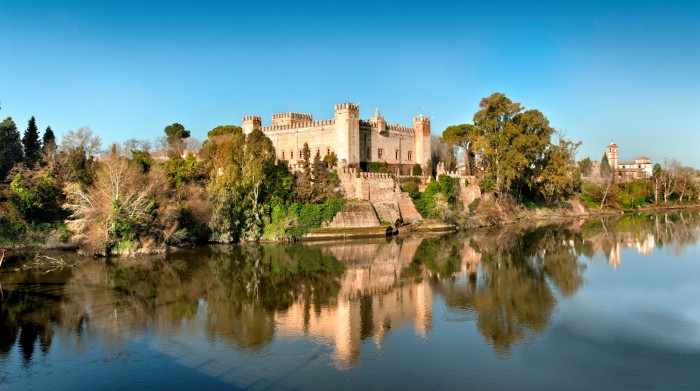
[414,225,585,355]
[1,211,699,372]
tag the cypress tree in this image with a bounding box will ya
[0,117,24,179]
[42,126,57,161]
[600,153,611,178]
[42,126,56,149]
[22,116,42,166]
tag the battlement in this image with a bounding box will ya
[272,112,314,127]
[335,103,359,111]
[387,123,414,133]
[338,167,393,179]
[261,119,335,133]
[242,115,262,122]
[413,114,430,123]
[272,112,313,121]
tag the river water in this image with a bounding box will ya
[1,212,700,390]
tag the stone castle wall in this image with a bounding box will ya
[242,103,431,167]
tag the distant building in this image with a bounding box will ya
[604,142,652,179]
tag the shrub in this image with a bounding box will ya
[412,163,422,176]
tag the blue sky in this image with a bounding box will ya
[1,0,699,166]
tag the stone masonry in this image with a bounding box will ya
[242,104,431,170]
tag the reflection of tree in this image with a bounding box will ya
[412,225,586,355]
[204,244,344,350]
[0,269,72,363]
[0,244,345,360]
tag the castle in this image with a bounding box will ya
[242,103,431,172]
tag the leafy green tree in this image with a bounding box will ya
[0,117,23,179]
[22,116,42,166]
[207,130,247,243]
[207,125,242,138]
[241,129,276,239]
[164,123,190,156]
[441,123,477,175]
[412,163,422,176]
[538,135,581,203]
[164,122,190,141]
[163,154,199,188]
[472,93,553,197]
[8,172,63,223]
[323,152,338,169]
[577,157,593,176]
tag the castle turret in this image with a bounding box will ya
[373,107,386,134]
[242,115,262,135]
[334,103,360,165]
[413,115,431,167]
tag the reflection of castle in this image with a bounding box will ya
[586,232,655,269]
[274,238,433,368]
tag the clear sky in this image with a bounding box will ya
[1,0,699,166]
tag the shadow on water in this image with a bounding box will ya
[0,211,699,387]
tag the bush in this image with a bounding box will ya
[368,162,390,173]
[412,163,422,176]
[263,200,345,239]
[412,175,460,218]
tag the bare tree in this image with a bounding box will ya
[60,126,102,157]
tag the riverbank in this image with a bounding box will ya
[2,200,699,256]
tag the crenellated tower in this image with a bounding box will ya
[242,115,262,135]
[413,114,431,166]
[334,103,360,165]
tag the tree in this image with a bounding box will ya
[22,116,42,166]
[208,125,242,138]
[42,126,57,162]
[441,123,477,175]
[60,127,102,157]
[164,123,190,156]
[431,134,457,173]
[600,153,612,178]
[0,117,23,179]
[472,93,553,197]
[207,129,247,243]
[295,143,313,203]
[538,134,581,203]
[652,163,662,204]
[577,157,593,176]
[241,129,276,239]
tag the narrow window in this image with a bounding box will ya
[407,151,413,161]
[327,148,330,155]
[282,151,285,160]
[378,148,383,159]
[395,150,399,160]
[290,150,294,159]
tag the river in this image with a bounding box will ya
[1,212,700,390]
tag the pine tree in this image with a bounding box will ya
[0,117,24,179]
[42,126,57,162]
[22,116,42,166]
